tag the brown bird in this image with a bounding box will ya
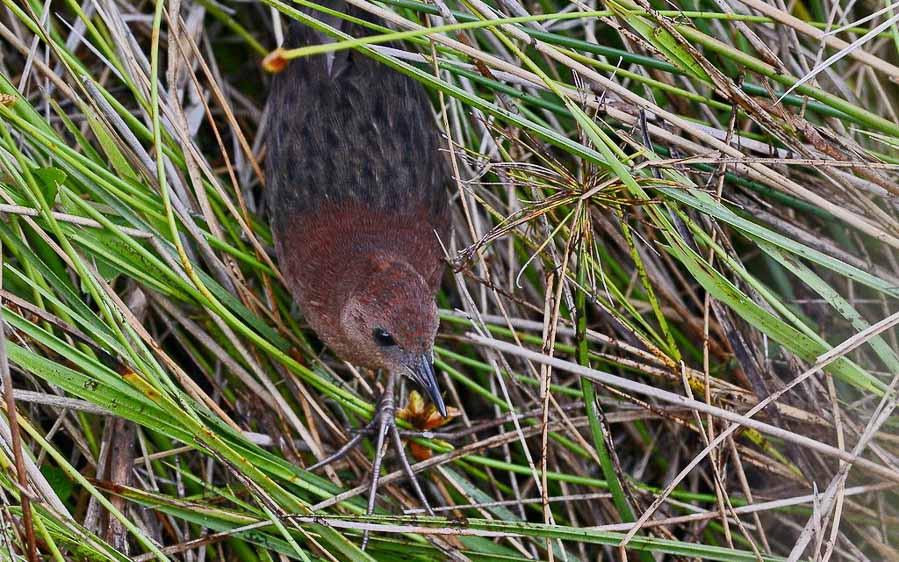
[265,4,451,533]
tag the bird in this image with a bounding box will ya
[264,2,451,540]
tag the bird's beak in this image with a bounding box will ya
[408,354,447,418]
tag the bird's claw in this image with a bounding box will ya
[307,372,434,550]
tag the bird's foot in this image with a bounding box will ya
[307,372,434,550]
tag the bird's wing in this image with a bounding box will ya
[266,1,450,227]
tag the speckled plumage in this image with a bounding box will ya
[265,8,451,375]
[266,26,449,221]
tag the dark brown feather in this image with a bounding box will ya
[266,11,450,231]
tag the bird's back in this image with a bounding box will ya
[266,5,451,328]
[266,7,450,237]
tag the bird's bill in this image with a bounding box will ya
[409,355,447,418]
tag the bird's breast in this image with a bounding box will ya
[274,201,449,317]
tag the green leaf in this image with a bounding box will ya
[605,0,711,83]
[661,187,899,299]
[665,240,885,395]
[65,226,190,300]
[33,166,66,205]
[84,105,138,181]
[40,465,74,504]
[757,239,899,374]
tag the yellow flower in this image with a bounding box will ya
[397,390,459,461]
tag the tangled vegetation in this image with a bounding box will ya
[0,0,897,560]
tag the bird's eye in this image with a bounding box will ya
[372,327,396,347]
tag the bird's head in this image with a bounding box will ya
[339,258,446,417]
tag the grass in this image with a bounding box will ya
[0,0,898,560]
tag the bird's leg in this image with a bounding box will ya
[360,372,435,549]
[309,372,434,550]
[389,421,434,516]
[362,371,395,550]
